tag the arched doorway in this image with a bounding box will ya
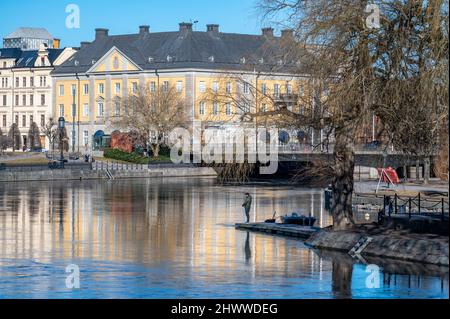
[93,130,110,151]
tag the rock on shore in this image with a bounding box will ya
[306,228,449,266]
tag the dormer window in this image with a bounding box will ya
[208,56,215,63]
[148,57,154,63]
[167,55,173,62]
[74,60,80,66]
[240,57,246,64]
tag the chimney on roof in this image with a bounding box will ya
[139,25,150,35]
[262,27,274,37]
[95,28,109,40]
[281,29,294,39]
[53,38,60,49]
[179,22,193,33]
[80,41,90,49]
[207,24,219,35]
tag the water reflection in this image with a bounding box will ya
[0,178,447,299]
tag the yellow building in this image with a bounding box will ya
[51,23,309,151]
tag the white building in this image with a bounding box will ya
[0,44,76,149]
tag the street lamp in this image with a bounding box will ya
[58,116,65,168]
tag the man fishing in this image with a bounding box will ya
[242,193,252,223]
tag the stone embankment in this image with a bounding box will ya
[306,228,449,266]
[0,165,217,182]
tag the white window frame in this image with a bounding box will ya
[97,102,104,116]
[199,102,205,115]
[199,81,206,93]
[176,81,183,93]
[83,104,89,117]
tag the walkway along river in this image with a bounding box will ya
[0,177,447,298]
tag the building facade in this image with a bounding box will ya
[0,44,76,149]
[51,23,317,152]
[3,27,60,51]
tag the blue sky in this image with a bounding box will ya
[0,0,266,48]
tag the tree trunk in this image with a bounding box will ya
[423,156,430,185]
[415,159,421,182]
[331,128,355,231]
[151,143,160,158]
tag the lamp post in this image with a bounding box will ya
[58,116,65,169]
[72,86,76,153]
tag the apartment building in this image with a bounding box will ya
[52,23,311,151]
[0,44,76,149]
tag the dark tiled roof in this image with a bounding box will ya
[0,48,65,68]
[52,30,301,75]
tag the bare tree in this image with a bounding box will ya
[252,0,448,230]
[41,118,58,158]
[372,0,449,184]
[113,84,189,158]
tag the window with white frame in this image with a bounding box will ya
[261,83,267,95]
[176,81,183,93]
[59,85,64,96]
[274,84,280,97]
[212,102,219,115]
[199,81,206,93]
[162,81,169,92]
[114,99,120,116]
[286,83,292,95]
[30,94,33,106]
[98,83,104,94]
[83,131,89,146]
[59,104,64,117]
[299,85,304,96]
[226,103,231,115]
[2,95,6,106]
[149,81,156,93]
[40,94,45,106]
[212,82,219,93]
[83,84,89,95]
[97,102,104,116]
[226,82,232,94]
[199,102,205,115]
[115,83,121,94]
[83,104,89,117]
[132,82,137,93]
[261,103,267,113]
[243,82,250,94]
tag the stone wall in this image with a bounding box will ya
[306,230,449,266]
[0,166,217,182]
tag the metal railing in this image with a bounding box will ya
[378,193,449,221]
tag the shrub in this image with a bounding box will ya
[104,148,150,164]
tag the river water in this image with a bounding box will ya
[0,177,447,299]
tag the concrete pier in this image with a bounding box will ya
[235,222,320,239]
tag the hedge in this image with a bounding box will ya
[103,148,150,164]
